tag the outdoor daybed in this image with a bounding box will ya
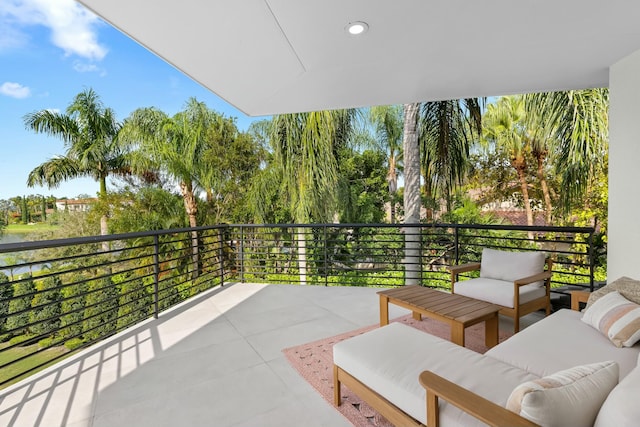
[333,277,640,427]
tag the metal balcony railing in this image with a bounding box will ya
[226,223,599,290]
[0,222,598,387]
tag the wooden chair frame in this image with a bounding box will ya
[448,258,553,332]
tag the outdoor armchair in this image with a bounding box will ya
[448,248,552,333]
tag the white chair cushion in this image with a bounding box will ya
[333,322,537,427]
[582,290,640,348]
[507,361,619,427]
[454,278,546,308]
[486,309,640,380]
[480,248,546,285]
[595,363,640,427]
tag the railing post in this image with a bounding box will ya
[588,230,595,292]
[240,226,245,283]
[419,225,424,286]
[454,226,460,265]
[218,227,225,287]
[153,235,160,319]
[324,225,328,286]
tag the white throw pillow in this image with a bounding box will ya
[507,361,618,427]
[595,364,640,427]
[581,291,640,348]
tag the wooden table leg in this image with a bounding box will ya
[451,323,465,347]
[380,295,389,326]
[485,314,499,348]
[412,311,422,321]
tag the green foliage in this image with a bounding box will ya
[64,338,84,351]
[82,277,118,342]
[38,337,54,348]
[108,188,186,233]
[269,109,356,223]
[338,150,388,223]
[116,274,153,330]
[59,277,87,340]
[6,274,35,337]
[29,276,62,337]
[8,334,34,346]
[440,196,503,225]
[418,99,483,212]
[0,273,11,334]
[202,121,264,224]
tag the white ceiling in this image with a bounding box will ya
[78,0,640,117]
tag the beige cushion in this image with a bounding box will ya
[486,309,640,380]
[595,364,640,427]
[333,322,537,427]
[586,276,640,310]
[480,248,546,285]
[454,278,545,308]
[507,361,619,427]
[582,291,640,348]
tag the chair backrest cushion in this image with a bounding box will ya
[480,248,546,283]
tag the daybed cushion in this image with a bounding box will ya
[486,309,640,380]
[586,276,640,310]
[480,248,546,284]
[582,291,640,348]
[507,361,618,427]
[333,322,538,427]
[453,278,546,308]
[595,363,640,427]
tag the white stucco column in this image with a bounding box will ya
[608,49,640,280]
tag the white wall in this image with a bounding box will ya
[608,49,640,280]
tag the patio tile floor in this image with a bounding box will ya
[0,283,543,427]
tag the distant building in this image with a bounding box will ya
[489,209,547,227]
[55,198,97,212]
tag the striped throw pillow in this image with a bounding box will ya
[507,361,619,426]
[582,290,640,348]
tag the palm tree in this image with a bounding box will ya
[524,89,609,212]
[121,98,218,277]
[402,99,482,285]
[419,99,483,216]
[369,105,403,223]
[24,88,128,237]
[482,96,535,234]
[267,109,356,284]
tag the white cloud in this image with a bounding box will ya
[0,81,31,98]
[0,0,107,60]
[73,60,97,72]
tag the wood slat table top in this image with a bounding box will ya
[378,285,500,324]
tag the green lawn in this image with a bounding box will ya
[0,342,69,388]
[4,223,59,234]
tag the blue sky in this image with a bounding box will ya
[0,0,262,201]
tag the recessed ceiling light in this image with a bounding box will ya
[346,21,369,36]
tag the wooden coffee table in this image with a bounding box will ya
[377,285,500,348]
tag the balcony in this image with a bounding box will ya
[0,223,598,426]
[0,282,550,427]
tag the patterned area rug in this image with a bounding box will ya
[283,315,512,427]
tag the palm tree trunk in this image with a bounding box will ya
[536,155,553,225]
[403,103,421,285]
[99,175,109,251]
[180,181,200,279]
[515,161,534,240]
[388,155,397,223]
[297,227,307,285]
